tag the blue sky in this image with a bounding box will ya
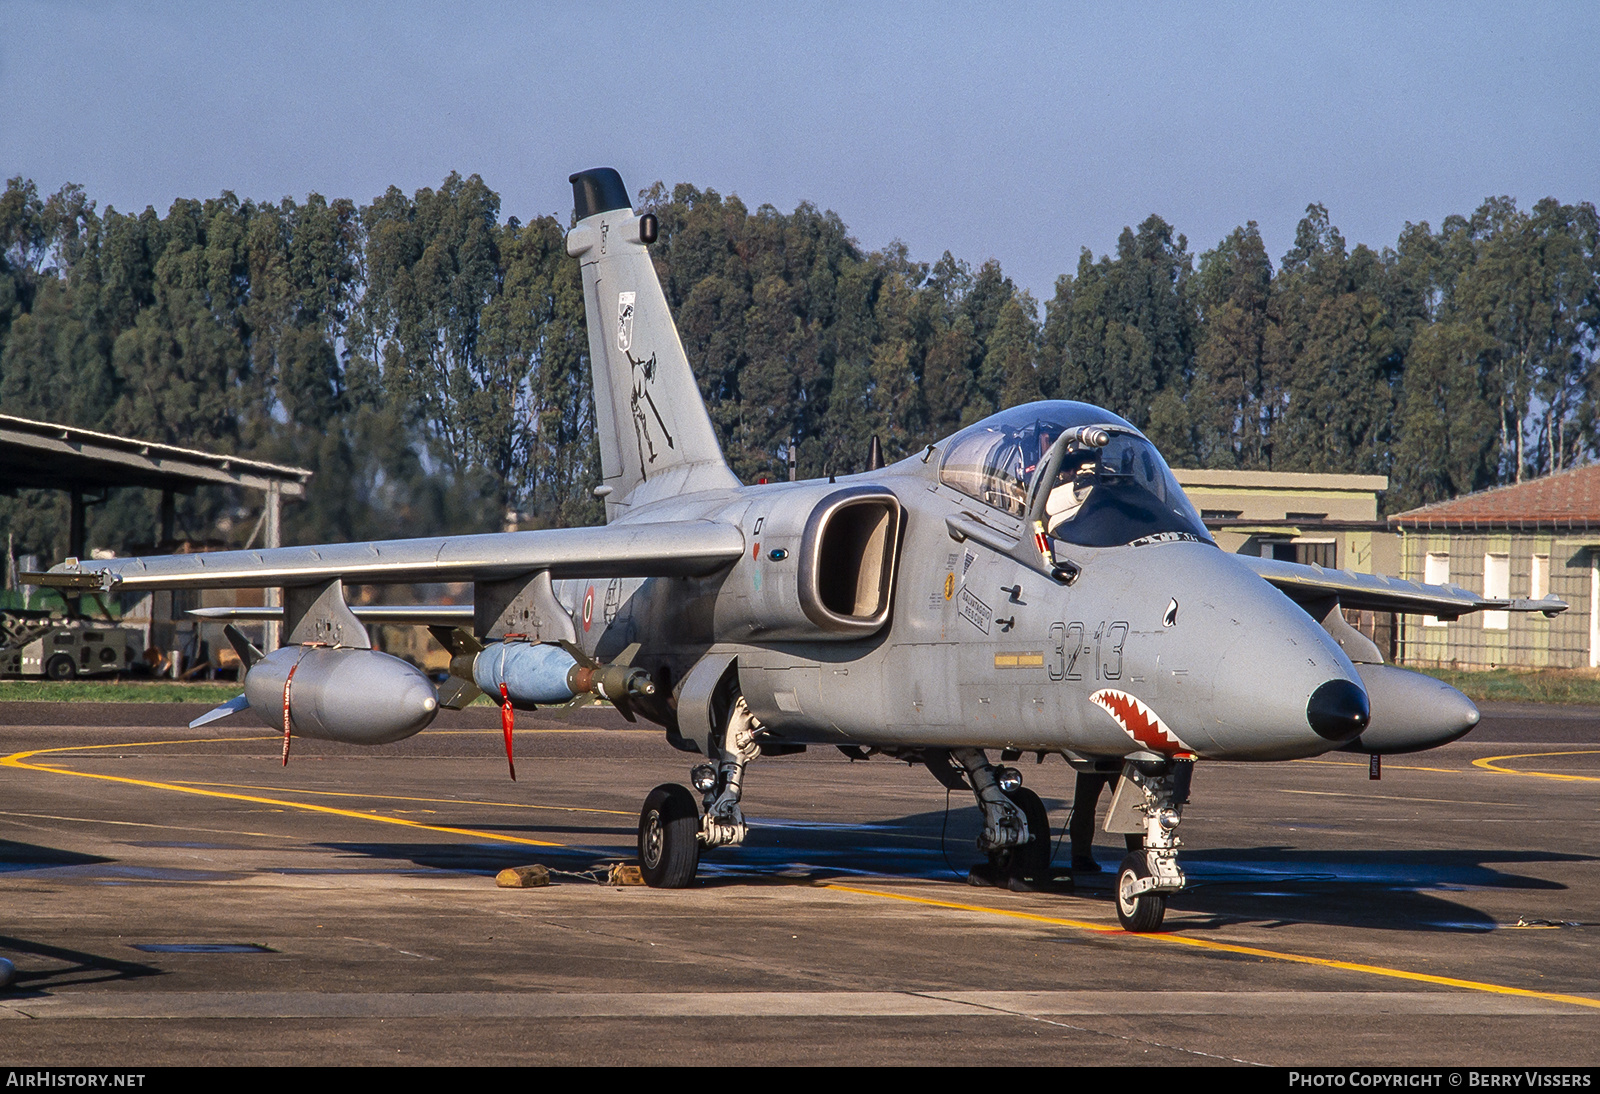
[4,1,1596,296]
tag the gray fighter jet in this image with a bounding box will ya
[30,168,1566,931]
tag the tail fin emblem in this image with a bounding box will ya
[628,349,675,467]
[617,291,635,351]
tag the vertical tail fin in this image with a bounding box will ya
[566,169,737,520]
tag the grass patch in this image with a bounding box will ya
[1410,666,1600,706]
[0,679,243,704]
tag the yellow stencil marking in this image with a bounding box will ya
[1,737,565,848]
[994,652,1045,669]
[822,884,1600,1012]
[1473,750,1600,784]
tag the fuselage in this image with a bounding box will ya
[555,407,1368,764]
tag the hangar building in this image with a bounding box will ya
[1389,467,1600,669]
[0,413,311,667]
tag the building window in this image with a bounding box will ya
[1483,553,1509,630]
[1261,540,1335,567]
[1424,552,1449,627]
[1531,554,1549,601]
[1297,541,1336,568]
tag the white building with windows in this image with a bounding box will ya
[1390,467,1600,669]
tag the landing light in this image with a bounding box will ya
[691,764,718,793]
[996,767,1022,792]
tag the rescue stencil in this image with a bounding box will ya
[957,586,992,634]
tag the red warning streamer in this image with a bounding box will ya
[281,660,300,767]
[499,682,517,782]
[279,643,321,768]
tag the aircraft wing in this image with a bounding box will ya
[188,604,476,626]
[1241,556,1567,619]
[26,519,746,591]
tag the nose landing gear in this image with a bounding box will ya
[1105,757,1193,931]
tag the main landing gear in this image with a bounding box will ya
[638,783,699,888]
[636,696,763,888]
[949,748,1053,889]
[1106,758,1193,932]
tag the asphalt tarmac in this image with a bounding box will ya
[0,699,1596,1066]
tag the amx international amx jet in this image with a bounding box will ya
[33,168,1564,931]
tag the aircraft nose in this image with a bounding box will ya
[1306,679,1370,743]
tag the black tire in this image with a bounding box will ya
[1115,851,1167,932]
[638,783,700,889]
[1004,786,1052,879]
[45,654,76,681]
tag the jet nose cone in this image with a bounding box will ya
[1307,679,1370,743]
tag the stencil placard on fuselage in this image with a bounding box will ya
[957,586,992,634]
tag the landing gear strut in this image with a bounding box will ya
[636,695,764,888]
[1106,758,1193,931]
[950,748,1052,887]
[699,696,761,849]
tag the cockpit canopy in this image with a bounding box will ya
[938,401,1212,548]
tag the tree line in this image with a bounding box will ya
[1,173,1595,561]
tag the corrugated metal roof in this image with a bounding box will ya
[0,414,310,494]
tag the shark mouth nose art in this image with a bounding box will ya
[1090,689,1192,754]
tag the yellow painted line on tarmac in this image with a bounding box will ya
[0,808,296,841]
[1473,750,1600,784]
[1279,789,1522,808]
[1296,759,1460,774]
[822,884,1600,1012]
[1,737,565,848]
[166,780,634,817]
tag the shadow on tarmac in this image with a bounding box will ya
[0,934,162,993]
[300,802,1593,934]
[0,838,113,873]
[1155,846,1592,934]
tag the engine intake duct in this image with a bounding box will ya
[715,483,903,642]
[802,487,901,632]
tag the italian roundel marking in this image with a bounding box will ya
[582,586,594,632]
[1089,689,1191,754]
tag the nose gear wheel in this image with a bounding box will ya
[1115,851,1167,932]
